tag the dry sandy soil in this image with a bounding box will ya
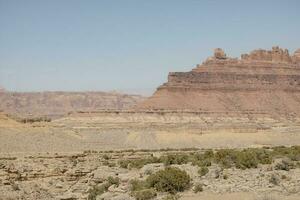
[1,111,300,153]
[0,112,299,200]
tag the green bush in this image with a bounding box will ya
[117,146,299,177]
[223,174,229,179]
[214,148,272,169]
[107,176,120,186]
[193,183,203,193]
[131,189,157,200]
[87,183,110,200]
[102,154,111,160]
[272,146,300,161]
[272,146,291,155]
[130,179,148,192]
[281,174,287,179]
[289,146,300,161]
[119,160,131,168]
[146,167,191,194]
[252,148,273,164]
[19,117,51,123]
[214,149,236,168]
[191,151,213,167]
[198,166,209,176]
[195,159,212,167]
[203,150,214,158]
[119,156,161,169]
[88,176,119,200]
[235,150,259,169]
[161,154,189,166]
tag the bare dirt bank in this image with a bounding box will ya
[0,112,299,153]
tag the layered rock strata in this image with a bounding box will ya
[0,91,145,119]
[137,47,300,116]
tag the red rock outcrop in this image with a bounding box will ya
[137,47,300,117]
[292,49,300,63]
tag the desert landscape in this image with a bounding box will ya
[0,46,300,200]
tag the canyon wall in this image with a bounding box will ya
[0,91,145,118]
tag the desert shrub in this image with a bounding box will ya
[162,194,180,200]
[11,181,20,191]
[107,176,120,186]
[102,160,116,167]
[269,174,280,185]
[284,146,300,161]
[214,149,236,168]
[275,159,294,171]
[223,174,229,179]
[102,160,109,166]
[102,154,111,160]
[203,150,214,158]
[88,176,119,200]
[121,146,299,173]
[119,160,131,168]
[195,159,212,167]
[198,166,209,176]
[289,146,300,161]
[234,149,259,169]
[130,179,149,192]
[272,146,291,154]
[281,174,287,179]
[146,167,191,194]
[88,182,110,200]
[214,148,272,169]
[191,151,213,167]
[272,146,300,161]
[119,156,161,169]
[252,148,273,164]
[193,183,203,193]
[131,189,157,200]
[160,154,189,166]
[107,162,116,167]
[19,117,51,123]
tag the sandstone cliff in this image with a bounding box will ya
[137,47,300,117]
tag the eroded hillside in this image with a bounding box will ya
[0,91,145,119]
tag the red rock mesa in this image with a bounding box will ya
[138,47,300,117]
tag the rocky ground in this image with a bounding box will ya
[0,148,299,200]
[1,112,300,199]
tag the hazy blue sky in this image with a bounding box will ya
[0,0,299,95]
